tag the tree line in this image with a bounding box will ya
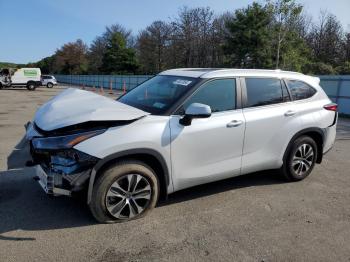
[28,0,350,75]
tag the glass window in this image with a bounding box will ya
[118,75,198,115]
[245,78,284,107]
[182,79,236,113]
[286,80,317,100]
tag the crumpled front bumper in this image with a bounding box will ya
[8,122,97,197]
[34,164,71,196]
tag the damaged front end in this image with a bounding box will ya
[26,123,103,196]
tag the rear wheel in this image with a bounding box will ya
[281,136,318,181]
[89,160,159,223]
[47,82,53,88]
[26,82,36,91]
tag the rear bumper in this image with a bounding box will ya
[323,113,338,154]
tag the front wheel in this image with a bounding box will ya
[89,160,159,223]
[281,136,318,181]
[47,82,53,88]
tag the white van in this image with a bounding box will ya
[0,68,41,90]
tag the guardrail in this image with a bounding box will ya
[55,74,350,115]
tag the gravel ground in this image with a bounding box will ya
[0,86,350,262]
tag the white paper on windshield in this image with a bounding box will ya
[153,102,166,109]
[173,79,192,86]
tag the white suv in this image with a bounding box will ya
[41,75,57,88]
[21,69,337,223]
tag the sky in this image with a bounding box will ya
[1,0,349,64]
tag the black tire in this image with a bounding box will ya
[26,82,36,91]
[0,83,3,89]
[281,135,318,181]
[47,82,53,88]
[89,160,159,223]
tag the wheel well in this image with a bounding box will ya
[299,131,324,163]
[94,153,168,200]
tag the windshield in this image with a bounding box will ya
[118,75,198,114]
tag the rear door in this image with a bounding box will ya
[169,78,245,191]
[241,77,301,174]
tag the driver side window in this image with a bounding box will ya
[180,79,236,114]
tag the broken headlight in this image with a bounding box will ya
[32,129,106,150]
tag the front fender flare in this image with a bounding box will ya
[87,148,170,204]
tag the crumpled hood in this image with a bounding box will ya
[34,88,149,131]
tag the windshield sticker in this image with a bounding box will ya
[173,79,192,86]
[153,102,166,109]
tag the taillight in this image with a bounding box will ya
[324,103,338,111]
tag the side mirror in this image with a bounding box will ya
[179,103,212,126]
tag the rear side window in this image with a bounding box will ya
[183,79,236,113]
[245,78,287,107]
[285,80,317,100]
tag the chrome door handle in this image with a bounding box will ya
[226,120,243,128]
[284,110,296,117]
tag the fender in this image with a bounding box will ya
[87,148,170,204]
[283,127,325,164]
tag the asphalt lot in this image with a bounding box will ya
[0,86,350,261]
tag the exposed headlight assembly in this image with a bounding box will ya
[32,129,106,150]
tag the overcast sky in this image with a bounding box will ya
[1,0,349,64]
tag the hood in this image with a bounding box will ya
[34,88,149,131]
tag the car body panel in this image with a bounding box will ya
[241,102,301,174]
[169,110,245,191]
[74,115,174,193]
[34,88,149,131]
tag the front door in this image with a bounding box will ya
[169,78,245,191]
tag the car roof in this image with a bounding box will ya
[159,68,320,86]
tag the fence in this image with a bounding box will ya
[54,75,153,91]
[55,74,350,115]
[319,76,350,115]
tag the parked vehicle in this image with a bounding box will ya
[0,68,41,90]
[41,75,57,88]
[18,69,337,223]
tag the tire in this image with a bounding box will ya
[47,82,53,88]
[0,83,3,89]
[89,160,159,223]
[281,135,318,181]
[26,82,36,91]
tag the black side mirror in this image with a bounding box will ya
[179,103,212,126]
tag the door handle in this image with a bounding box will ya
[284,110,297,117]
[226,120,243,128]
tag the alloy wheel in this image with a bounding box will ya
[105,174,152,220]
[292,143,314,176]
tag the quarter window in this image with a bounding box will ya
[245,78,286,107]
[285,80,317,100]
[182,79,236,113]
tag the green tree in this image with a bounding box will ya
[303,62,336,75]
[224,3,273,68]
[100,32,139,74]
[87,24,133,74]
